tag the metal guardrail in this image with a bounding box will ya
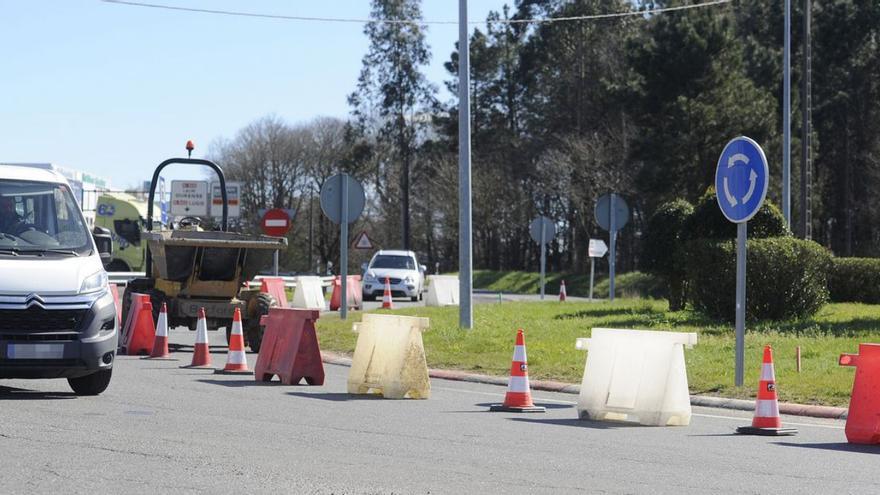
[107,272,335,289]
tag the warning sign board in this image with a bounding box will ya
[352,231,373,250]
[170,180,208,216]
[210,181,241,218]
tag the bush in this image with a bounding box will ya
[828,258,880,303]
[642,199,693,310]
[683,188,788,241]
[593,271,667,300]
[685,237,831,321]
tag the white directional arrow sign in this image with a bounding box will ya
[588,239,608,258]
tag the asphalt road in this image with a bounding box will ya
[1,329,877,494]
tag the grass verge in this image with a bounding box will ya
[315,299,880,407]
[473,269,666,299]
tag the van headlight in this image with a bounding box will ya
[80,271,109,294]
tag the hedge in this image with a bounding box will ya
[828,257,880,303]
[685,237,831,321]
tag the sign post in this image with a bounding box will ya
[529,216,556,300]
[595,193,630,302]
[588,239,608,301]
[715,136,769,387]
[260,208,292,276]
[320,173,365,320]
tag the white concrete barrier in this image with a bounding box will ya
[575,328,697,426]
[425,275,459,307]
[347,313,431,399]
[291,276,326,310]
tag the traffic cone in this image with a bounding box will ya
[736,345,797,436]
[559,280,567,302]
[143,302,175,360]
[490,329,545,413]
[215,308,253,375]
[181,308,213,369]
[381,277,394,309]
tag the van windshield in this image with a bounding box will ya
[0,179,91,256]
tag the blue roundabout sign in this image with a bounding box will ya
[715,136,769,223]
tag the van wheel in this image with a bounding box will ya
[68,369,113,396]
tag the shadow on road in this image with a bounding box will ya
[287,391,388,402]
[474,401,572,410]
[774,442,880,454]
[0,385,76,400]
[507,417,644,429]
[197,379,267,388]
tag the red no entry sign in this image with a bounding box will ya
[261,208,291,237]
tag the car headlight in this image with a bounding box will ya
[80,270,109,294]
[404,275,414,284]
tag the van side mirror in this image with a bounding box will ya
[92,226,113,267]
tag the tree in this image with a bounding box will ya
[348,0,436,251]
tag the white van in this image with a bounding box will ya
[0,164,117,395]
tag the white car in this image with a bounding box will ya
[362,250,426,302]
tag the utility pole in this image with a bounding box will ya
[800,0,812,240]
[458,0,473,329]
[783,0,792,227]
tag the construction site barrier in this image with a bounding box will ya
[121,293,155,356]
[347,313,431,399]
[254,308,324,385]
[424,275,460,307]
[330,275,363,311]
[291,276,326,310]
[839,343,880,444]
[260,277,289,308]
[110,283,122,328]
[575,328,697,426]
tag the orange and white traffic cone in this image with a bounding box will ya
[215,308,253,375]
[143,302,175,360]
[181,307,213,369]
[736,345,797,435]
[381,277,394,310]
[559,280,567,302]
[490,329,545,413]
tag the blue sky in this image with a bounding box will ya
[0,0,507,188]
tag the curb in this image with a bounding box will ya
[320,351,848,420]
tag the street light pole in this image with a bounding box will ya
[458,0,473,329]
[783,0,792,226]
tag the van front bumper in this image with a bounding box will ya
[0,289,118,379]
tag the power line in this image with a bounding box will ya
[101,0,733,26]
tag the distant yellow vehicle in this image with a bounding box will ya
[94,193,162,272]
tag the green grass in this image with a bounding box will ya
[473,269,666,299]
[315,299,880,407]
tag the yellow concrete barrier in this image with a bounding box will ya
[347,313,431,399]
[575,328,697,426]
[424,275,459,307]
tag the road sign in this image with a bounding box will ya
[529,216,556,300]
[352,231,373,250]
[170,180,208,216]
[588,239,608,258]
[715,136,769,223]
[320,174,365,225]
[529,216,556,244]
[210,181,241,218]
[261,208,291,237]
[595,194,630,231]
[715,136,769,388]
[319,173,365,322]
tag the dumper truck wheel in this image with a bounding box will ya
[245,293,277,353]
[120,280,157,338]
